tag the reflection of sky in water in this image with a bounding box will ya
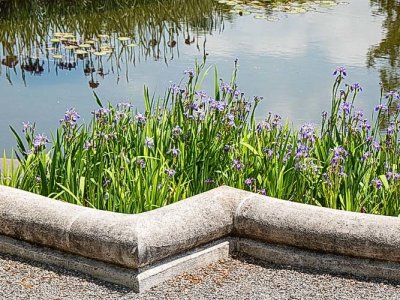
[0,0,386,151]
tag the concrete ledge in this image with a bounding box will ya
[0,185,400,291]
[0,234,230,292]
[235,238,400,283]
[234,195,400,263]
[0,234,138,289]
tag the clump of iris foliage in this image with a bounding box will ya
[1,61,400,216]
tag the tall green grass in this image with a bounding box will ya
[2,62,400,216]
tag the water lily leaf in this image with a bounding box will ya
[287,7,307,14]
[254,14,267,19]
[74,49,87,55]
[53,54,63,59]
[127,43,138,47]
[267,16,279,22]
[53,32,65,38]
[98,34,109,39]
[50,38,60,43]
[100,46,113,53]
[86,40,96,45]
[320,0,337,6]
[225,0,237,6]
[93,51,107,56]
[79,44,91,48]
[65,45,78,50]
[118,37,130,41]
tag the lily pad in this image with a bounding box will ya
[74,49,87,55]
[53,54,63,59]
[100,46,113,53]
[267,16,279,22]
[65,45,78,50]
[224,0,238,6]
[118,37,130,42]
[50,38,60,43]
[93,51,107,56]
[254,14,268,19]
[287,7,307,14]
[320,0,337,6]
[79,44,92,48]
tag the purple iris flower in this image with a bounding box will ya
[168,147,181,157]
[33,133,48,150]
[165,168,176,177]
[144,137,154,148]
[22,121,34,133]
[333,66,347,77]
[244,177,255,186]
[232,159,244,171]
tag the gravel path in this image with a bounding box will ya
[0,253,399,299]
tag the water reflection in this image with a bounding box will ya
[0,0,343,86]
[0,0,225,85]
[368,0,400,91]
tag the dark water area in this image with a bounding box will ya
[0,0,398,152]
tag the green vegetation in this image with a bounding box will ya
[2,62,400,216]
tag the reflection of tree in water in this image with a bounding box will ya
[0,0,226,85]
[367,0,400,91]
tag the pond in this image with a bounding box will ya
[0,0,397,152]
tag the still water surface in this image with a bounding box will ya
[0,0,397,151]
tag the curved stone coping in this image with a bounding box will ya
[0,185,248,268]
[0,185,400,270]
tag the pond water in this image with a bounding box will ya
[0,0,397,152]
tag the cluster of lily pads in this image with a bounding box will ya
[2,61,400,216]
[218,0,345,20]
[48,32,137,60]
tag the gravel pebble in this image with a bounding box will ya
[0,253,400,299]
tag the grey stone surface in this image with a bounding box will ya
[136,240,230,292]
[234,195,400,263]
[0,185,140,268]
[1,184,400,290]
[0,185,249,269]
[0,233,230,292]
[0,234,138,289]
[236,238,400,283]
[134,186,249,267]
